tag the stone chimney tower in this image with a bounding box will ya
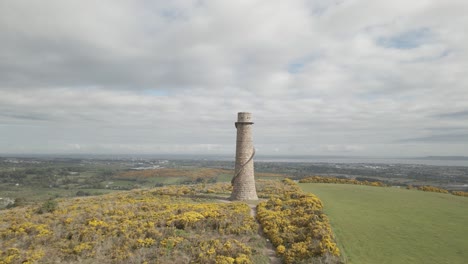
[230,112,258,201]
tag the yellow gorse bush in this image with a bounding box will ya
[0,184,262,263]
[452,190,468,197]
[1,179,342,263]
[413,185,449,193]
[299,176,385,187]
[256,179,342,264]
[407,184,468,198]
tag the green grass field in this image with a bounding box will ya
[300,183,468,264]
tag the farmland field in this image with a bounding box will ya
[300,183,468,264]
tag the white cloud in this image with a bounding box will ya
[0,0,467,156]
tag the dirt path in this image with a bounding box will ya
[216,198,282,264]
[247,203,282,264]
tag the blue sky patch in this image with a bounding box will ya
[287,62,305,74]
[160,8,186,22]
[378,28,432,49]
[433,110,468,119]
[143,89,169,96]
[287,53,322,74]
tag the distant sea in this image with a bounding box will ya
[2,153,467,167]
[253,156,468,167]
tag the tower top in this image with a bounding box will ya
[237,112,253,123]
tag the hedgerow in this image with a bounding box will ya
[451,190,468,197]
[407,185,449,194]
[299,176,385,187]
[300,176,468,199]
[407,185,468,198]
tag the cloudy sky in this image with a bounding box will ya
[1,0,467,157]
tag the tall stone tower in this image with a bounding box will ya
[230,112,258,201]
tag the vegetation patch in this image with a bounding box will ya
[406,185,449,193]
[1,176,341,264]
[301,176,468,199]
[452,190,468,197]
[256,179,342,264]
[116,168,285,186]
[299,176,385,187]
[116,168,228,182]
[0,184,267,263]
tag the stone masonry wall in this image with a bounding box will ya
[230,112,258,201]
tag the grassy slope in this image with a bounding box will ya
[300,183,468,264]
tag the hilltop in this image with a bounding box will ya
[0,179,342,264]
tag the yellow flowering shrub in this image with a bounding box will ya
[256,179,343,264]
[299,176,385,187]
[414,185,449,194]
[193,239,254,264]
[1,178,344,263]
[0,184,266,263]
[0,248,44,264]
[452,191,468,197]
[301,176,467,199]
[137,237,155,248]
[215,255,235,264]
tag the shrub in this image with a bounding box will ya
[299,176,385,187]
[413,185,449,194]
[256,179,342,264]
[0,184,264,263]
[75,190,90,197]
[452,191,468,197]
[5,197,27,209]
[36,199,58,214]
